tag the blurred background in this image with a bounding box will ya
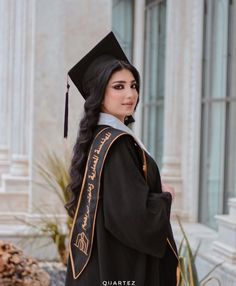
[0,0,236,284]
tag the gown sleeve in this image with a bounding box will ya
[102,135,172,258]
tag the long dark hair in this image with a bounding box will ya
[65,55,140,217]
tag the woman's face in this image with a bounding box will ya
[101,68,139,122]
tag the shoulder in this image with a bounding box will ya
[106,132,143,171]
[110,132,137,152]
[94,125,138,154]
[93,125,143,168]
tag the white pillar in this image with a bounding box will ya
[161,0,186,216]
[10,0,29,176]
[180,0,204,222]
[133,0,145,139]
[2,0,34,193]
[0,0,11,184]
[161,0,204,219]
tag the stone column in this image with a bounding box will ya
[2,0,34,194]
[180,0,204,222]
[161,0,186,216]
[133,0,145,139]
[161,0,204,220]
[0,0,11,184]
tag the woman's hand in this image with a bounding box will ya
[162,183,175,200]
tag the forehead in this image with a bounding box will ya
[110,69,135,81]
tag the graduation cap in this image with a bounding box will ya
[64,31,131,138]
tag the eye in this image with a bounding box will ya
[113,84,124,90]
[131,83,138,90]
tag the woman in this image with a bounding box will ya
[64,32,178,286]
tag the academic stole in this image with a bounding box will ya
[68,126,146,279]
[68,126,179,280]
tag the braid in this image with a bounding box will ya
[65,97,101,217]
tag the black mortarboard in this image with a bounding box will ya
[64,31,132,138]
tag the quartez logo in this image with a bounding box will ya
[102,281,135,286]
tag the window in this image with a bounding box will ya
[142,0,166,166]
[199,0,236,228]
[112,0,134,61]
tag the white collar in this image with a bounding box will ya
[97,112,150,155]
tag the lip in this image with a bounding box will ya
[122,102,134,106]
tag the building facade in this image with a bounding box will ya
[0,0,236,283]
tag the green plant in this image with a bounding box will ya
[176,216,223,286]
[22,148,72,265]
[36,149,73,264]
[18,210,69,265]
[36,148,71,210]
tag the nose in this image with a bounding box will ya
[126,87,137,99]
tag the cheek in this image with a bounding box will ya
[103,93,120,109]
[107,92,123,104]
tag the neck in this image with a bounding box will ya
[99,112,126,125]
[97,112,151,155]
[101,111,125,123]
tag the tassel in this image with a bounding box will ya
[64,76,70,138]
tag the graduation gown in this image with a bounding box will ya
[65,125,178,286]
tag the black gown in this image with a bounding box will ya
[65,125,178,286]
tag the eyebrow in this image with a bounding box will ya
[112,80,136,84]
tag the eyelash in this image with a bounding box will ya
[113,83,138,90]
